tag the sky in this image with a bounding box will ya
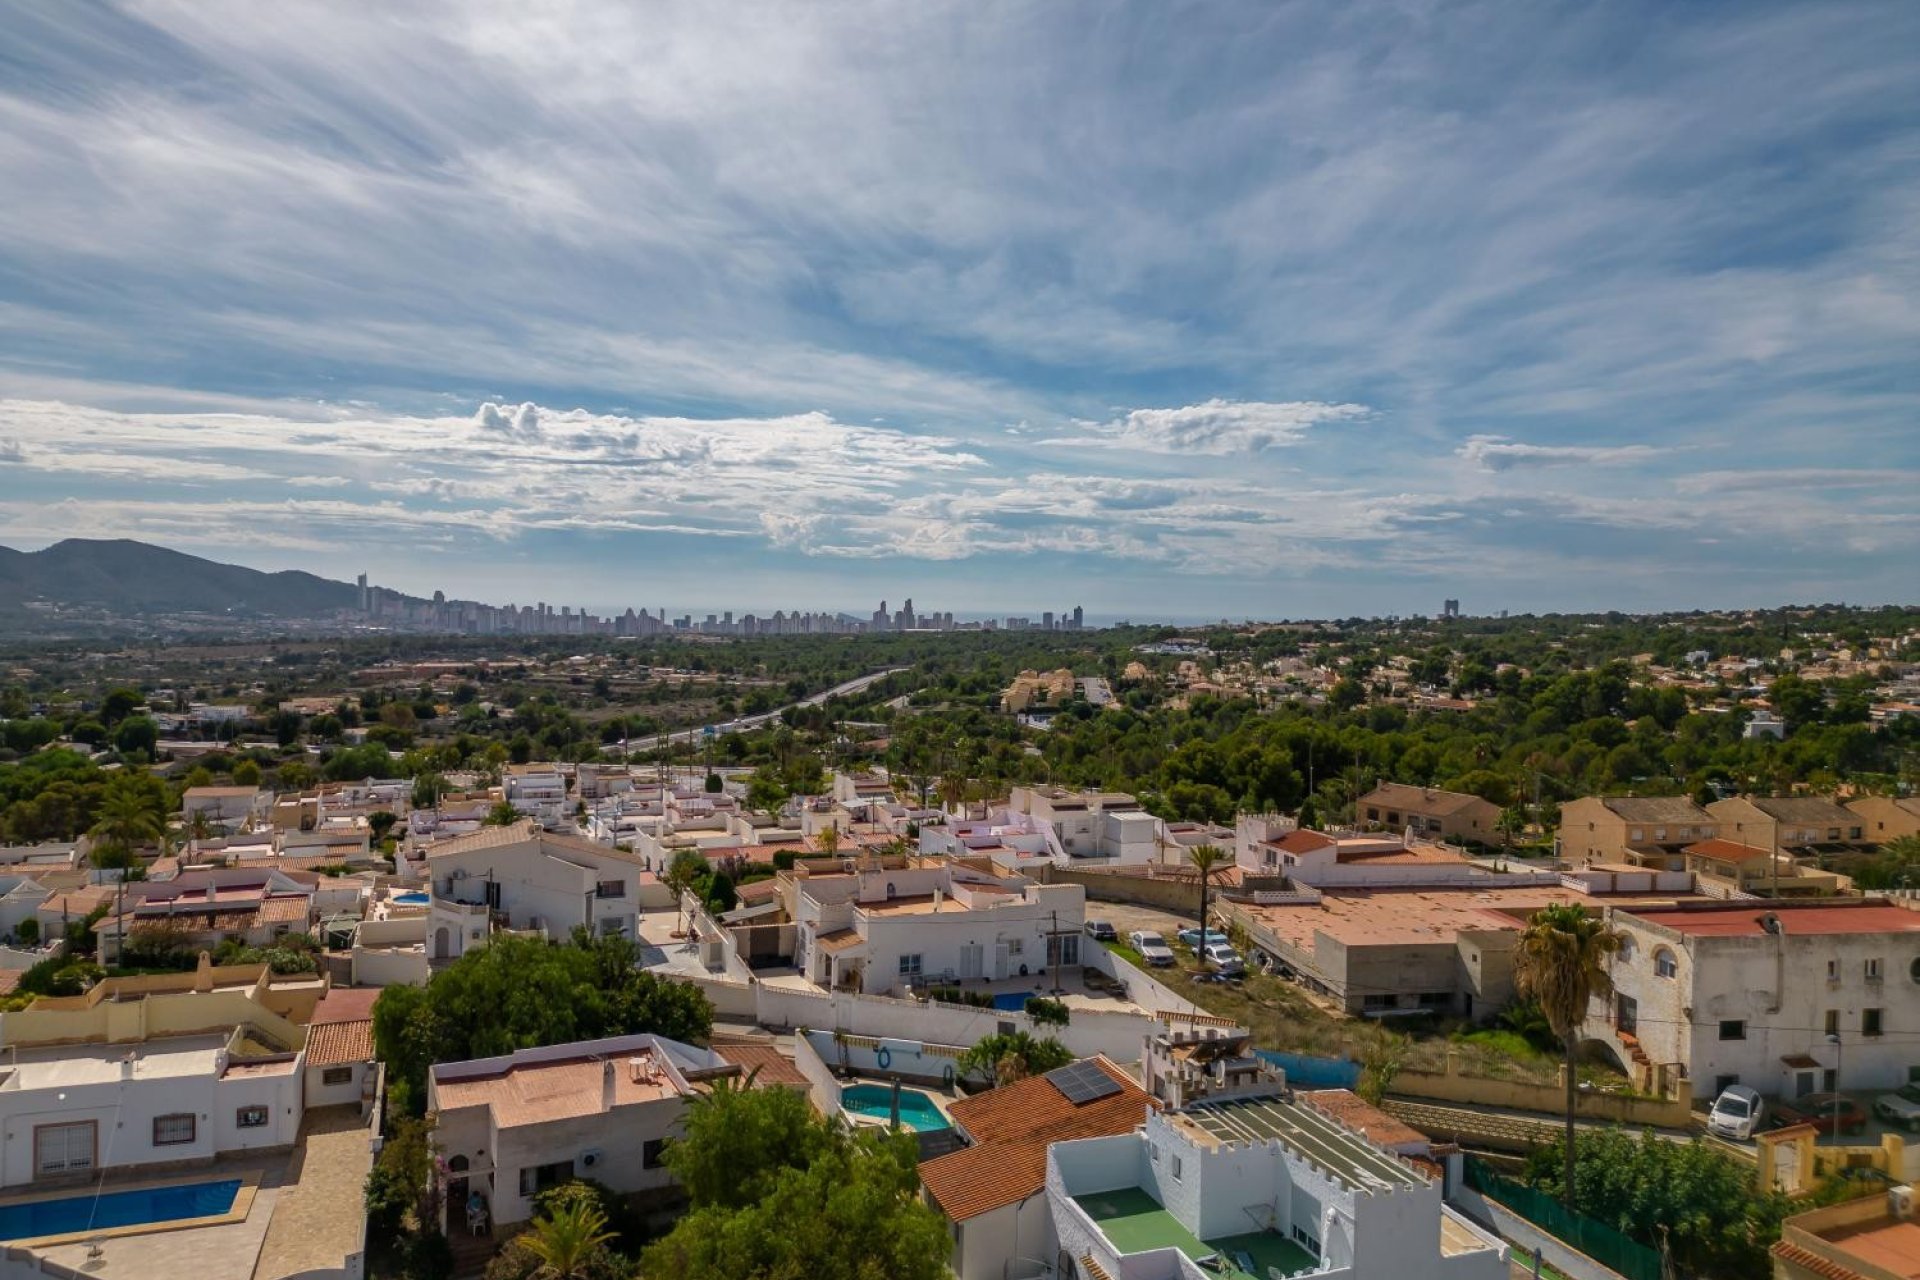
[0,1,1915,621]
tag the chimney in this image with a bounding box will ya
[602,1059,616,1111]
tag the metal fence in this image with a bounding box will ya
[1463,1156,1664,1280]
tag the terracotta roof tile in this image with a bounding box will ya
[1770,1239,1869,1280]
[311,986,381,1025]
[1300,1089,1427,1149]
[814,928,864,953]
[920,1057,1153,1222]
[1683,838,1776,865]
[306,1019,374,1068]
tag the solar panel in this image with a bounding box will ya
[1045,1060,1122,1105]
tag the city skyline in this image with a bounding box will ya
[0,3,1915,618]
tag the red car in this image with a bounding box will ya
[1773,1093,1868,1136]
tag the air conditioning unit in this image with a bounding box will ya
[1891,1185,1915,1218]
[450,869,469,880]
[581,1149,603,1169]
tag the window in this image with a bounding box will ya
[1170,1154,1183,1181]
[1713,1074,1739,1095]
[1828,959,1840,982]
[1363,994,1398,1011]
[236,1105,270,1129]
[1865,1008,1885,1038]
[1047,934,1080,967]
[1823,1068,1838,1092]
[1616,936,1635,962]
[519,1161,574,1198]
[1007,939,1024,956]
[599,917,625,936]
[1868,958,1885,982]
[595,880,626,899]
[153,1113,196,1147]
[1825,1010,1840,1037]
[35,1121,95,1175]
[1630,828,1644,842]
[1419,991,1452,1009]
[1910,956,1920,984]
[643,1139,665,1169]
[1719,1020,1746,1041]
[1654,949,1678,978]
[322,1066,354,1086]
[1366,808,1380,821]
[898,954,923,978]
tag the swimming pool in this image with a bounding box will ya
[392,892,430,905]
[0,1178,242,1242]
[840,1083,951,1132]
[991,992,1035,1012]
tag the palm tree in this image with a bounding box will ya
[815,821,840,858]
[1513,902,1621,1206]
[1186,843,1229,972]
[520,1200,616,1280]
[90,783,164,870]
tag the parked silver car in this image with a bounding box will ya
[1128,930,1176,967]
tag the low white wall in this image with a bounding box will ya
[1085,944,1212,1020]
[755,984,1155,1064]
[791,1028,843,1117]
[352,946,428,987]
[684,973,758,1020]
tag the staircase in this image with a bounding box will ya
[448,1228,502,1280]
[1618,1031,1655,1090]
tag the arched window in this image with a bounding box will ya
[1654,948,1678,978]
[1616,935,1635,963]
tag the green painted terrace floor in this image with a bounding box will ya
[1072,1186,1318,1279]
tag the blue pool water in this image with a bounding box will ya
[392,892,430,905]
[0,1178,242,1241]
[840,1083,951,1132]
[992,992,1035,1011]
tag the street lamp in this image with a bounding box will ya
[1826,1032,1843,1146]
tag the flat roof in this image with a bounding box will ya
[1241,885,1696,951]
[1177,1094,1425,1191]
[1824,1217,1920,1276]
[1623,902,1920,938]
[434,1051,681,1127]
[0,1035,228,1090]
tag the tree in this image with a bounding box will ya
[704,871,737,914]
[485,800,521,826]
[642,1118,948,1280]
[89,776,166,869]
[814,822,840,858]
[1186,843,1229,971]
[100,688,142,726]
[957,1031,1073,1087]
[231,758,261,786]
[661,1072,833,1209]
[1513,902,1620,1205]
[113,715,158,757]
[1525,1127,1796,1279]
[664,849,709,935]
[520,1200,617,1280]
[373,933,712,1112]
[745,767,788,822]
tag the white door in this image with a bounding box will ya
[994,943,1010,981]
[959,944,984,981]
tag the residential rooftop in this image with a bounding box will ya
[1072,1185,1313,1280]
[1172,1092,1426,1192]
[1620,900,1920,938]
[0,1034,230,1090]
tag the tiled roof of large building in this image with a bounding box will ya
[423,819,645,866]
[1600,796,1715,823]
[1359,783,1493,816]
[919,1057,1153,1222]
[1683,838,1775,865]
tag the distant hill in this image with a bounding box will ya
[0,539,361,616]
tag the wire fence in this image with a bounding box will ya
[1463,1156,1664,1280]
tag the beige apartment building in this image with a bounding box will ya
[1356,782,1501,844]
[1706,796,1874,858]
[1848,795,1920,842]
[1557,795,1718,870]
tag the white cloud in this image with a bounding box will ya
[1055,400,1370,455]
[1457,435,1666,471]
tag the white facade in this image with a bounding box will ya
[503,765,569,825]
[793,864,1084,994]
[425,823,645,961]
[1048,1097,1506,1280]
[1586,901,1920,1099]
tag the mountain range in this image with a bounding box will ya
[0,539,361,617]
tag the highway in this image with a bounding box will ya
[620,666,910,753]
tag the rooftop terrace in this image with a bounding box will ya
[1176,1094,1425,1192]
[1072,1185,1315,1280]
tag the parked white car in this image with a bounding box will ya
[1202,942,1245,975]
[1706,1084,1765,1140]
[1129,930,1176,967]
[1875,1083,1920,1131]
